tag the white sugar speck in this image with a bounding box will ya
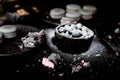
[19,45,23,49]
[81,60,90,67]
[16,70,19,73]
[52,73,55,76]
[114,28,120,34]
[115,52,119,56]
[38,59,41,62]
[25,64,29,67]
[59,73,64,76]
[32,64,35,67]
[108,64,112,67]
[95,54,101,57]
[111,61,115,64]
[72,65,82,73]
[83,62,90,67]
[108,34,112,39]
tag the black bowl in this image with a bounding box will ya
[54,24,94,54]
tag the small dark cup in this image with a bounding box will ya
[54,24,94,54]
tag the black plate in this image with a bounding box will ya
[45,28,117,62]
[42,11,60,26]
[102,33,120,53]
[0,25,41,56]
[43,28,120,80]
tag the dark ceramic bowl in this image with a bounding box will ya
[54,24,94,54]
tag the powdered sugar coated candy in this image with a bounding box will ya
[42,57,54,69]
[57,23,94,39]
[21,29,45,48]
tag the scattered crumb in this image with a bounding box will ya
[42,57,54,69]
[15,8,30,16]
[14,4,20,8]
[32,6,40,13]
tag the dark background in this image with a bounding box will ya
[4,0,120,24]
[2,0,120,33]
[17,0,104,14]
[2,0,120,31]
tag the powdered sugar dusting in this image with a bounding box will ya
[56,23,94,39]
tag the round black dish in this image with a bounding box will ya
[0,24,47,76]
[45,28,116,59]
[0,24,42,56]
[42,11,60,26]
[54,24,94,54]
[43,28,120,80]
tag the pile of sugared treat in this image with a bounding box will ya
[56,23,94,39]
[0,25,45,49]
[21,29,45,48]
[49,4,97,25]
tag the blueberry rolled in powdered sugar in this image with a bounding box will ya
[71,29,82,37]
[58,27,66,33]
